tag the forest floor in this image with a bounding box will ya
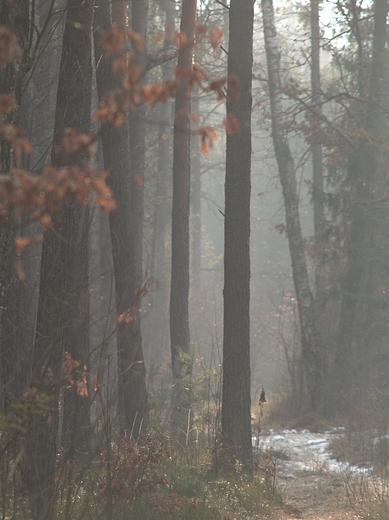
[257,429,371,520]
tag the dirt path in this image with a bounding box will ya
[258,429,364,519]
[278,467,359,519]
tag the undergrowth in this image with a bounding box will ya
[92,428,283,520]
[326,389,389,519]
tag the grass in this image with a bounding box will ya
[110,472,284,520]
[52,432,285,520]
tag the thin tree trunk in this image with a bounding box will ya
[191,85,201,292]
[170,0,196,444]
[311,0,326,294]
[129,0,149,287]
[221,0,253,471]
[94,0,149,439]
[262,0,324,412]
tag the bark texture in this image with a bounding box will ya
[262,0,324,411]
[191,85,201,291]
[335,0,389,402]
[0,0,31,411]
[147,0,175,360]
[94,0,149,439]
[26,0,93,517]
[310,0,326,294]
[170,0,196,444]
[129,0,149,286]
[221,0,253,470]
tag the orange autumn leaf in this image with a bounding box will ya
[208,76,227,101]
[135,282,148,299]
[228,73,240,101]
[15,260,25,281]
[176,32,187,46]
[128,29,144,52]
[0,94,14,114]
[223,113,241,135]
[199,126,217,154]
[40,214,52,228]
[100,26,126,55]
[14,236,30,252]
[190,112,199,123]
[133,174,143,187]
[93,376,100,392]
[209,26,223,53]
[0,27,22,66]
[195,24,207,37]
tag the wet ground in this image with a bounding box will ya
[257,429,368,519]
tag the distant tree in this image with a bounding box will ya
[221,0,254,471]
[310,0,326,296]
[148,0,175,359]
[129,0,149,286]
[170,0,197,443]
[262,0,324,412]
[191,84,201,292]
[94,0,149,439]
[334,0,389,404]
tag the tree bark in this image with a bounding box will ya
[129,0,149,287]
[335,0,389,401]
[170,0,196,444]
[25,0,93,517]
[310,0,326,294]
[147,0,175,360]
[262,0,324,412]
[94,0,149,439]
[191,85,201,292]
[0,0,31,411]
[221,0,253,471]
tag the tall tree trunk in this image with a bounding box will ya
[221,0,253,471]
[25,0,93,517]
[94,0,149,439]
[129,0,149,287]
[262,0,324,412]
[147,0,175,360]
[310,0,326,295]
[0,0,30,410]
[191,85,201,292]
[335,0,388,403]
[170,0,196,444]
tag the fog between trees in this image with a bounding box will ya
[1,0,389,517]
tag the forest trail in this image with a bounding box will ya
[258,429,366,520]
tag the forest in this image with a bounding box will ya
[1,0,389,519]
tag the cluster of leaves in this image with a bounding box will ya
[62,352,89,398]
[97,24,236,154]
[117,282,148,323]
[0,22,233,246]
[0,28,116,230]
[0,161,116,226]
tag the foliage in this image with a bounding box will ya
[52,426,282,520]
[98,429,169,506]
